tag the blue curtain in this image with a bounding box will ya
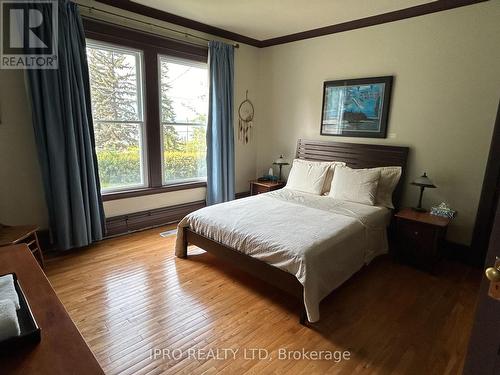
[25,1,104,250]
[206,41,235,205]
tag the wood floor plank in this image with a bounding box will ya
[44,225,480,374]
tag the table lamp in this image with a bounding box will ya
[411,172,436,212]
[273,155,290,181]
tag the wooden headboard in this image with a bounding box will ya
[296,139,410,209]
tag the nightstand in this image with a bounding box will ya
[394,208,451,272]
[249,180,285,195]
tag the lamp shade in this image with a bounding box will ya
[411,172,436,188]
[273,155,289,166]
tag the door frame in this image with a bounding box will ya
[471,100,500,265]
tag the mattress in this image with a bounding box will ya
[175,188,391,322]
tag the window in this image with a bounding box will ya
[83,19,209,199]
[160,56,208,184]
[87,41,146,192]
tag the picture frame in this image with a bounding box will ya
[320,76,393,138]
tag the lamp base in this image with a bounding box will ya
[412,207,427,212]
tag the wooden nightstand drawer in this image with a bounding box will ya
[394,208,451,272]
[253,184,270,194]
[397,220,436,265]
[398,220,434,249]
[250,180,285,196]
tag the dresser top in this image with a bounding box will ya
[0,244,104,374]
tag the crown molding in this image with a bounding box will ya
[95,0,489,48]
[259,0,489,47]
[94,0,261,47]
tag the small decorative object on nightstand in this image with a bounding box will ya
[394,208,451,272]
[273,155,290,181]
[410,172,436,212]
[250,180,285,196]
[430,202,457,219]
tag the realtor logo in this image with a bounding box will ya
[1,0,58,69]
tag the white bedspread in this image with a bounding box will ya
[175,188,390,322]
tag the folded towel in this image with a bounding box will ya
[0,275,20,309]
[0,299,21,341]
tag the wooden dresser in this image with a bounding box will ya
[0,244,103,374]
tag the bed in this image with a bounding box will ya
[175,139,409,324]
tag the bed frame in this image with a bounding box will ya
[179,139,409,324]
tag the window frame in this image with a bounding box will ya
[87,39,149,193]
[82,18,209,201]
[158,54,208,185]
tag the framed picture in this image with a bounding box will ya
[320,76,393,138]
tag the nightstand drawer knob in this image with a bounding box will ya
[414,231,419,236]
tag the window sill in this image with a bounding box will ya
[101,181,207,201]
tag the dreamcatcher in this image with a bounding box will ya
[238,90,254,144]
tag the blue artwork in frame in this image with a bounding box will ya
[320,76,393,138]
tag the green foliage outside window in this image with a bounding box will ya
[97,149,206,189]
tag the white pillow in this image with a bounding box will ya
[373,166,402,209]
[285,159,330,195]
[286,159,346,194]
[328,167,381,205]
[322,161,347,195]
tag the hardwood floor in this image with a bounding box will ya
[44,225,481,375]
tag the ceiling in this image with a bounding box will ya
[131,0,435,40]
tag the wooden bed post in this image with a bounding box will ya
[179,226,188,259]
[299,306,308,326]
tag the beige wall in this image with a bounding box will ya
[256,1,500,245]
[0,70,49,227]
[103,188,206,217]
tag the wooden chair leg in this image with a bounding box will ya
[35,233,44,269]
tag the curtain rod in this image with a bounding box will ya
[77,4,240,49]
